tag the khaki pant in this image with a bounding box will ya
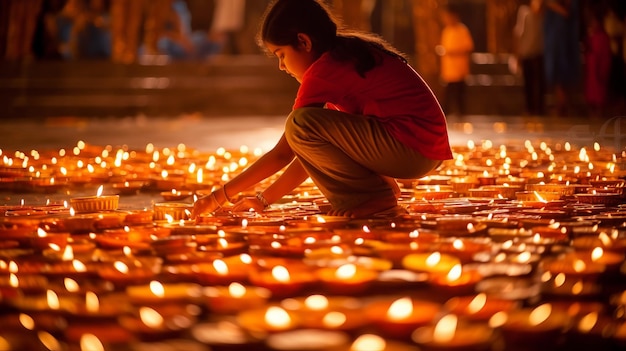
[285,107,440,211]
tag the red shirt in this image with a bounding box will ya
[293,51,453,160]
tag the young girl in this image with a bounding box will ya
[192,0,452,219]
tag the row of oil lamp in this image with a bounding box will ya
[0,140,625,351]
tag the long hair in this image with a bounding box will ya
[257,0,407,77]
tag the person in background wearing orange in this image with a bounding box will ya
[437,6,474,119]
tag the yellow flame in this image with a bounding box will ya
[140,307,164,328]
[85,292,99,313]
[304,295,329,311]
[433,314,458,343]
[264,306,291,329]
[446,264,462,282]
[350,334,386,351]
[335,264,357,279]
[272,265,290,283]
[467,293,487,314]
[426,252,441,266]
[228,282,246,298]
[213,259,229,275]
[149,281,165,297]
[529,304,551,326]
[387,297,413,321]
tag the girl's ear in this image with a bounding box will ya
[296,33,313,52]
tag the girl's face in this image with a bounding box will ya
[265,34,317,83]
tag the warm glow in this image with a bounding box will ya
[37,228,47,237]
[433,314,458,343]
[264,306,291,329]
[228,282,246,298]
[114,261,129,273]
[452,239,464,250]
[47,290,60,310]
[316,215,326,223]
[305,295,329,311]
[529,304,552,326]
[73,260,87,272]
[591,247,603,262]
[64,278,79,292]
[578,312,598,333]
[85,291,99,313]
[150,281,165,297]
[533,191,547,203]
[467,293,487,314]
[350,334,386,351]
[213,259,229,275]
[323,311,347,328]
[19,313,35,330]
[62,245,74,261]
[446,264,462,282]
[96,185,103,197]
[335,263,357,279]
[426,252,441,266]
[140,307,164,328]
[80,333,104,351]
[272,265,291,283]
[387,297,413,321]
[573,260,587,273]
[9,273,18,288]
[489,311,508,328]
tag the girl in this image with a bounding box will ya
[192,0,452,219]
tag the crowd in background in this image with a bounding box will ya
[0,0,625,118]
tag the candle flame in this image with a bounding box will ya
[140,307,164,328]
[335,263,357,279]
[272,265,290,283]
[19,313,35,330]
[350,334,386,351]
[72,260,87,272]
[264,306,291,329]
[114,261,129,274]
[85,292,99,313]
[47,290,60,310]
[96,185,103,197]
[433,314,458,343]
[452,239,464,250]
[37,228,47,237]
[578,312,598,333]
[446,264,462,282]
[426,252,441,266]
[61,245,74,261]
[467,293,487,314]
[573,260,587,273]
[150,281,165,297]
[228,282,246,298]
[323,311,347,328]
[387,297,413,321]
[9,273,18,288]
[304,295,329,311]
[316,215,326,223]
[64,278,79,292]
[529,304,551,326]
[80,333,104,351]
[591,247,603,262]
[212,259,229,275]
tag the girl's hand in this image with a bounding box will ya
[192,194,221,219]
[231,196,266,213]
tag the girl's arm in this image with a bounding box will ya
[232,158,310,212]
[192,133,295,217]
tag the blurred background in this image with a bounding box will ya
[0,0,624,121]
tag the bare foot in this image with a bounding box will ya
[327,196,398,218]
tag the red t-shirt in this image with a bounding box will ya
[293,51,453,160]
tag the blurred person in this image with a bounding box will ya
[110,0,145,63]
[584,10,612,119]
[514,0,545,116]
[543,0,581,117]
[157,0,222,60]
[72,0,111,59]
[210,0,246,55]
[1,0,43,60]
[437,6,474,118]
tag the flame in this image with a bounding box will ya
[228,282,246,298]
[316,216,326,223]
[8,261,18,273]
[533,191,547,203]
[264,306,291,329]
[350,334,386,351]
[149,281,165,297]
[578,312,598,333]
[426,252,441,266]
[196,168,203,183]
[85,292,99,313]
[70,207,76,216]
[323,311,347,328]
[62,245,74,261]
[272,265,290,283]
[140,307,164,328]
[304,295,329,311]
[213,259,229,275]
[467,293,487,314]
[591,247,603,262]
[489,311,508,328]
[9,273,18,288]
[114,261,129,274]
[573,260,587,272]
[80,334,104,351]
[433,314,458,343]
[554,273,566,287]
[335,264,357,279]
[452,239,464,250]
[387,297,413,321]
[47,290,60,310]
[446,264,462,282]
[529,304,551,326]
[37,228,47,237]
[19,314,35,330]
[572,280,584,295]
[64,278,79,292]
[96,185,103,197]
[72,260,87,272]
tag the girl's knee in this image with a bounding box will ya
[285,107,319,141]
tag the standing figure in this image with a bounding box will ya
[584,11,612,119]
[514,0,545,116]
[543,0,580,116]
[193,0,452,219]
[437,6,474,118]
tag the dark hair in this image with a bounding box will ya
[257,0,407,77]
